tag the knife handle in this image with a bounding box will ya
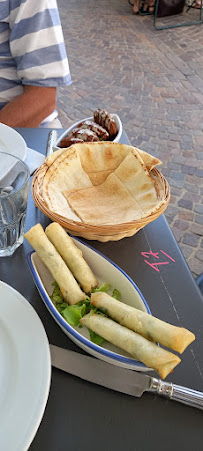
[149,377,203,410]
[46,130,58,157]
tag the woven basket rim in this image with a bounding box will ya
[31,164,170,234]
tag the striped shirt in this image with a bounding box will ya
[0,0,71,122]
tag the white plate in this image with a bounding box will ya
[27,237,153,372]
[55,114,123,147]
[0,123,27,161]
[0,281,51,451]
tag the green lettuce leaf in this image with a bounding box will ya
[88,329,104,346]
[50,281,120,346]
[112,289,120,300]
[61,303,87,326]
[92,282,111,293]
[50,282,64,304]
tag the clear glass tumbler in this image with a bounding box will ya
[0,152,30,256]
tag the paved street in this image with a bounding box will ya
[57,0,203,278]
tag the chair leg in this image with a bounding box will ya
[186,0,196,12]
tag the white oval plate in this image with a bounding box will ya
[27,237,153,372]
[0,281,51,451]
[55,114,123,148]
[0,123,27,161]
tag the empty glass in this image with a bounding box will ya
[0,152,30,256]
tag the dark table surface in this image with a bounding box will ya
[1,128,203,451]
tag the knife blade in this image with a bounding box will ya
[50,343,150,396]
[50,344,203,410]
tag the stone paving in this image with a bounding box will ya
[57,0,203,278]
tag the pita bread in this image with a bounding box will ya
[38,142,164,226]
[76,142,132,172]
[114,152,158,213]
[74,141,135,187]
[87,169,113,186]
[135,148,162,171]
[42,147,92,221]
[66,173,145,225]
[45,148,67,167]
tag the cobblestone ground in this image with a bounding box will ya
[57,0,203,278]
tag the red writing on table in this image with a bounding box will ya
[141,250,175,272]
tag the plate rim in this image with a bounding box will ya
[0,123,27,161]
[0,280,51,451]
[26,237,152,370]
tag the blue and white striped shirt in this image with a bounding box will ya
[0,0,71,121]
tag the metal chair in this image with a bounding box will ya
[130,0,203,29]
[154,0,203,30]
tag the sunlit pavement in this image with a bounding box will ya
[57,0,203,278]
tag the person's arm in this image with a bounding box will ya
[1,0,71,127]
[0,86,56,127]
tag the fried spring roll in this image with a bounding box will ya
[45,222,98,293]
[24,224,86,304]
[91,292,195,353]
[80,313,181,379]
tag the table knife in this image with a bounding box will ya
[50,344,203,410]
[45,130,58,157]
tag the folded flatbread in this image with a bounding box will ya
[64,146,162,225]
[77,141,131,175]
[45,147,67,167]
[91,292,195,353]
[114,151,159,213]
[74,142,133,185]
[45,222,98,293]
[39,142,165,226]
[80,313,181,379]
[24,224,86,304]
[65,173,145,225]
[42,147,92,221]
[134,147,162,172]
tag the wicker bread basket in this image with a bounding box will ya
[31,143,170,242]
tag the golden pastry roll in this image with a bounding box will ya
[24,224,86,304]
[91,292,195,353]
[45,222,98,293]
[80,313,181,379]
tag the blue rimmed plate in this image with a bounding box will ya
[27,237,152,372]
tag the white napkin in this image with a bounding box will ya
[25,147,45,175]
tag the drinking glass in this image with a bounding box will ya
[0,152,30,256]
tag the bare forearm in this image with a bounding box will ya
[0,86,57,127]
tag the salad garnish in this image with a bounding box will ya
[50,281,120,344]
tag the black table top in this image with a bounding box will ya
[2,128,203,451]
